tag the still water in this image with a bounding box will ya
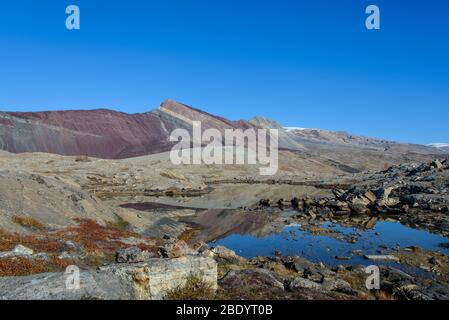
[210,221,449,266]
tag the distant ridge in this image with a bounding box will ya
[428,143,449,152]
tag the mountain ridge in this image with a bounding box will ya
[0,99,446,163]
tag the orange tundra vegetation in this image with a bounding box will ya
[0,257,75,277]
[12,215,46,231]
[0,218,161,276]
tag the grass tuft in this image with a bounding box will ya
[166,276,216,300]
[178,228,199,243]
[75,155,90,162]
[13,216,45,231]
[107,216,130,232]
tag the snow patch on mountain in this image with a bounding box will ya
[284,127,308,132]
[428,143,449,148]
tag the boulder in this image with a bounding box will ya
[12,245,34,256]
[224,269,284,291]
[158,240,192,258]
[430,160,443,169]
[288,277,321,291]
[363,191,377,203]
[349,204,370,215]
[400,195,419,206]
[210,246,246,264]
[321,277,352,291]
[282,256,331,280]
[116,247,154,263]
[326,200,350,212]
[307,210,317,219]
[100,256,218,300]
[349,195,372,206]
[219,269,285,298]
[291,197,301,210]
[0,245,34,259]
[332,189,346,200]
[385,197,401,207]
[374,186,395,202]
[277,199,285,211]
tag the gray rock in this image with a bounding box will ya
[0,270,135,300]
[430,160,443,169]
[349,204,370,215]
[116,247,154,263]
[13,245,34,256]
[0,245,34,259]
[374,186,395,203]
[210,246,245,264]
[158,240,193,258]
[321,277,352,291]
[364,255,399,262]
[0,256,217,300]
[283,256,316,274]
[219,268,285,296]
[100,256,217,300]
[288,277,322,291]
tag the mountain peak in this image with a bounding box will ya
[249,116,284,129]
[160,99,186,109]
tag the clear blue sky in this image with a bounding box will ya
[0,0,448,144]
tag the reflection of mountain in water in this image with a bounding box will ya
[183,209,284,243]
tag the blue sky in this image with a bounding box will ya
[0,0,448,144]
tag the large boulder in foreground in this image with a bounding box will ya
[0,256,217,300]
[100,256,217,300]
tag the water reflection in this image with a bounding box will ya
[210,221,449,267]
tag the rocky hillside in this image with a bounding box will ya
[0,100,255,159]
[0,104,188,159]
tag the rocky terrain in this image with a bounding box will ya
[0,148,448,300]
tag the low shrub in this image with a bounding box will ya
[13,216,45,231]
[75,155,90,162]
[0,256,74,277]
[166,276,216,300]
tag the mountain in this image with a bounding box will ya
[428,143,449,152]
[0,100,445,170]
[0,108,177,159]
[250,116,441,155]
[281,126,439,154]
[0,100,258,159]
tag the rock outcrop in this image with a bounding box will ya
[0,255,217,300]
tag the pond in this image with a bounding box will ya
[210,221,449,267]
